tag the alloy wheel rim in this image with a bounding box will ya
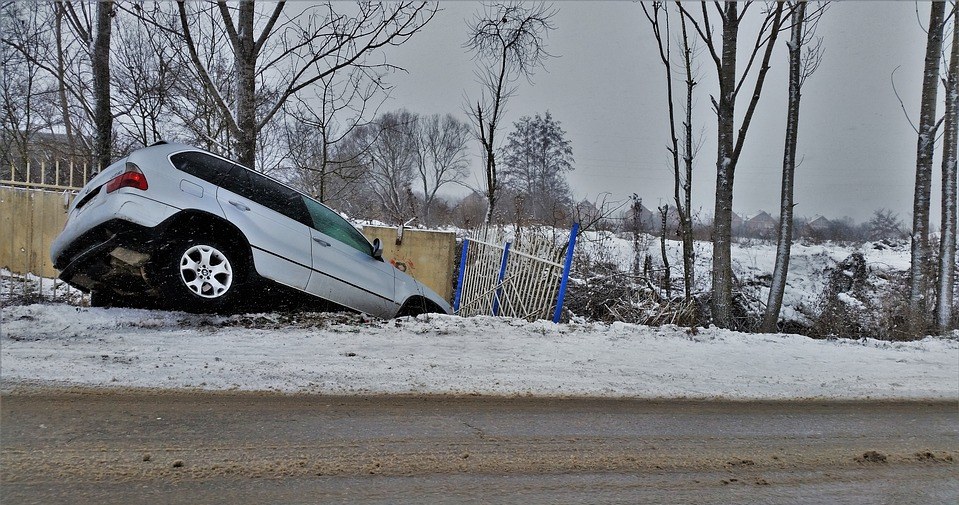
[179,245,233,299]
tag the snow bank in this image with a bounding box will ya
[2,304,956,400]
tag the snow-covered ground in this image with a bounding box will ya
[2,303,956,400]
[575,231,912,326]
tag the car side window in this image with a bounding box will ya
[301,197,373,255]
[170,152,233,185]
[221,164,311,226]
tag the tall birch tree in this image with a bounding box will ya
[678,2,784,329]
[762,1,825,332]
[908,1,946,335]
[936,2,959,333]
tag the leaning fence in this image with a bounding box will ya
[454,224,579,322]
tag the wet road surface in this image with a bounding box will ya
[2,390,957,504]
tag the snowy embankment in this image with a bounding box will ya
[2,304,957,400]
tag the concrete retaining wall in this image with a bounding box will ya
[362,225,457,302]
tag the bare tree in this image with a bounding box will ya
[642,2,698,301]
[285,69,383,203]
[110,10,177,150]
[762,1,827,333]
[284,119,366,205]
[54,1,116,166]
[3,2,100,164]
[937,2,959,333]
[464,1,557,223]
[169,1,435,170]
[0,2,55,170]
[908,1,947,335]
[678,2,785,329]
[358,110,419,224]
[411,113,471,226]
[865,208,906,241]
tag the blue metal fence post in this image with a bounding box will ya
[453,239,470,313]
[552,222,580,323]
[491,241,511,316]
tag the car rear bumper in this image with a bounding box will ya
[51,191,179,267]
[54,219,159,293]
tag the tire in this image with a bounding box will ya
[397,297,441,318]
[157,237,247,313]
[90,289,119,308]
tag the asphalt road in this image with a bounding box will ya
[2,390,957,504]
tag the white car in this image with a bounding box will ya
[51,142,452,317]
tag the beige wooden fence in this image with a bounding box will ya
[1,160,86,302]
[1,186,73,279]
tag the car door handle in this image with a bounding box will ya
[313,237,331,247]
[228,200,250,211]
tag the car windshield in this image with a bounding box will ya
[301,196,372,255]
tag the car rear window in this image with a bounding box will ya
[170,151,234,185]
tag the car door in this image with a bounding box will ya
[301,196,398,317]
[216,163,313,290]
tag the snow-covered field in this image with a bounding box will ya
[2,303,956,400]
[575,231,912,326]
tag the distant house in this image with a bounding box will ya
[745,211,777,238]
[801,215,833,239]
[730,211,745,236]
[575,199,602,225]
[622,201,658,233]
[803,216,832,235]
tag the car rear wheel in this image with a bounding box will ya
[158,238,246,313]
[90,289,120,308]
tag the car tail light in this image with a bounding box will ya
[105,162,148,193]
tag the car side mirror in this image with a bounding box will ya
[372,237,384,261]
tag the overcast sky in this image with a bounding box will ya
[379,1,945,225]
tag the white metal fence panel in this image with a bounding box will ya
[455,227,572,321]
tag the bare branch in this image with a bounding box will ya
[891,65,920,134]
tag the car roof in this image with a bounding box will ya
[142,142,368,239]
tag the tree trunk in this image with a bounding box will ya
[54,6,75,154]
[632,195,643,275]
[936,6,959,333]
[484,139,497,224]
[319,123,329,202]
[660,204,672,298]
[679,12,696,301]
[92,1,113,169]
[711,3,739,329]
[234,1,257,169]
[762,1,807,333]
[909,1,946,335]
